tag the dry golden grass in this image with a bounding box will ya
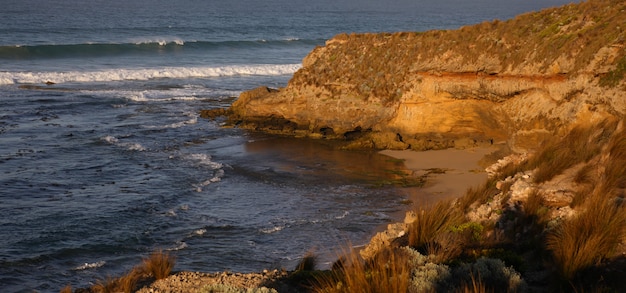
[313,247,411,293]
[74,250,175,293]
[547,191,626,280]
[456,272,492,293]
[91,276,119,293]
[523,189,548,223]
[459,179,499,212]
[60,284,72,293]
[117,266,144,293]
[142,250,175,280]
[91,272,143,293]
[599,126,626,195]
[425,230,465,264]
[494,162,526,182]
[573,163,596,185]
[408,200,464,251]
[528,120,617,183]
[292,0,626,106]
[571,184,595,209]
[295,251,318,272]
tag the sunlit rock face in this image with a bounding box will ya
[227,0,626,151]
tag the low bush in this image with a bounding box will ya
[448,258,526,293]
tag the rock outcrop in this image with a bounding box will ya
[226,0,625,152]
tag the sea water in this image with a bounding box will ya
[0,0,573,291]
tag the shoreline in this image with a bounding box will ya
[381,146,500,211]
[135,146,503,292]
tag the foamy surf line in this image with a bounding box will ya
[0,64,301,85]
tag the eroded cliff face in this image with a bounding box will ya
[227,0,626,151]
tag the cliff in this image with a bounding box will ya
[226,0,625,152]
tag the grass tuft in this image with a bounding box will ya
[599,126,626,194]
[456,272,492,293]
[528,120,617,183]
[117,266,144,293]
[80,249,175,293]
[295,251,317,272]
[408,200,465,253]
[459,179,499,212]
[313,247,411,293]
[91,276,119,293]
[142,250,175,280]
[547,192,626,280]
[60,284,72,293]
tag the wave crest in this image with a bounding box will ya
[0,64,301,85]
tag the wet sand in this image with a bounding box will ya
[381,146,498,208]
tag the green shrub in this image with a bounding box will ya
[447,258,527,293]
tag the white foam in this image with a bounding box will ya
[129,37,185,46]
[101,135,118,144]
[159,113,198,129]
[167,241,188,251]
[126,93,149,102]
[125,143,146,151]
[260,225,285,234]
[335,210,350,219]
[100,135,146,151]
[73,261,106,270]
[0,64,301,85]
[186,153,223,170]
[193,228,207,236]
[184,153,225,192]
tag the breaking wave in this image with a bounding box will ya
[0,64,301,85]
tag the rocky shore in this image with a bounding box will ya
[136,270,296,293]
[136,146,500,292]
[138,0,626,292]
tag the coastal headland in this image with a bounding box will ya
[91,0,626,292]
[223,0,624,154]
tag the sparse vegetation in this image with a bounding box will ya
[313,247,411,293]
[295,252,318,272]
[547,191,626,282]
[63,250,176,293]
[71,0,626,290]
[142,250,175,280]
[458,179,499,212]
[526,120,617,183]
[307,118,626,292]
[600,55,626,87]
[407,200,464,252]
[290,0,626,105]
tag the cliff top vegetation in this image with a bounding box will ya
[291,0,625,104]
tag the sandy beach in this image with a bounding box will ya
[381,146,499,208]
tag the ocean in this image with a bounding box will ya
[0,0,573,291]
